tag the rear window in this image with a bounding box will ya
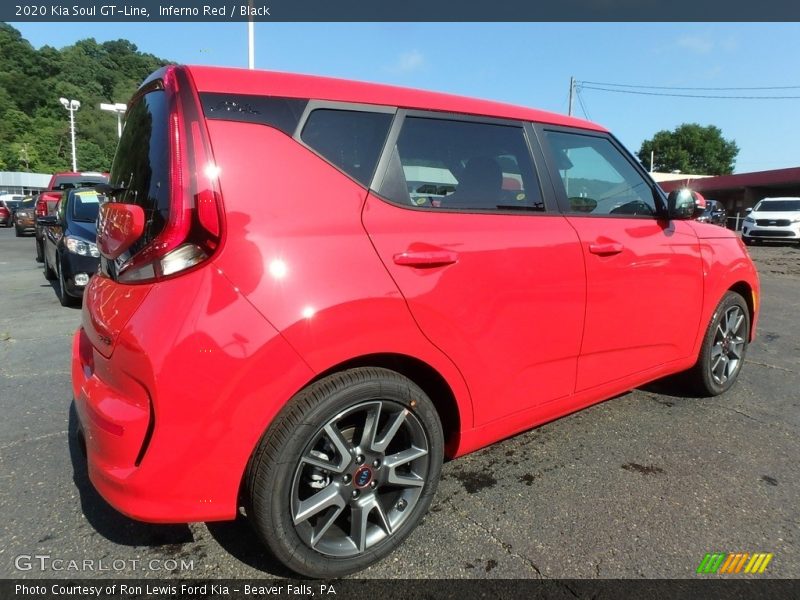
[300,109,393,186]
[109,90,170,250]
[51,175,107,190]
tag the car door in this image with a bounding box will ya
[363,112,586,427]
[536,126,704,392]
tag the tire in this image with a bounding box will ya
[43,251,56,281]
[15,226,22,237]
[57,260,79,307]
[35,237,44,263]
[684,291,750,396]
[742,236,753,246]
[246,367,444,578]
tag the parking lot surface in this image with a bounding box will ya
[1,227,798,579]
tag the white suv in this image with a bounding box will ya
[742,197,800,245]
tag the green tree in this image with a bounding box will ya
[637,123,739,176]
[0,23,169,174]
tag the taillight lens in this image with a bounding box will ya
[112,66,223,284]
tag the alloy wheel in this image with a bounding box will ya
[710,305,746,385]
[290,400,430,557]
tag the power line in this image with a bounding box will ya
[579,80,800,91]
[575,86,591,120]
[578,85,800,100]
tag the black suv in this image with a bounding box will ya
[39,187,104,307]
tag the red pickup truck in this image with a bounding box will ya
[35,171,108,263]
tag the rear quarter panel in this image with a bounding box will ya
[206,120,474,431]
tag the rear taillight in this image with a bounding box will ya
[36,193,58,217]
[112,66,223,284]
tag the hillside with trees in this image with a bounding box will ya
[0,23,170,173]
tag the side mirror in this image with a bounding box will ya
[97,202,145,260]
[37,215,58,226]
[745,207,753,214]
[666,188,701,220]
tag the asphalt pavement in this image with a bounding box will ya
[1,226,797,579]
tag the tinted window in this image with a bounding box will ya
[301,109,393,186]
[544,131,657,217]
[51,175,107,190]
[379,117,543,212]
[109,90,170,249]
[754,199,800,211]
[71,190,104,222]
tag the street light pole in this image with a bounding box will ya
[100,103,128,139]
[59,97,81,171]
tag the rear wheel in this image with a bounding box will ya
[684,291,750,396]
[246,367,443,578]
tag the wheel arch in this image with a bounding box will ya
[308,353,463,460]
[728,280,756,341]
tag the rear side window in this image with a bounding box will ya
[378,117,544,212]
[543,131,657,217]
[109,90,170,248]
[300,109,393,186]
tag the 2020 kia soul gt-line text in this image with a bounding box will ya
[72,65,760,577]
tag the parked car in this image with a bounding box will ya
[742,197,800,245]
[696,199,728,226]
[35,172,108,262]
[0,193,24,226]
[72,66,760,578]
[39,187,103,306]
[12,196,37,236]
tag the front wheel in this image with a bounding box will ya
[684,291,750,396]
[57,260,79,307]
[246,367,444,578]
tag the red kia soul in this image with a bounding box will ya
[73,65,759,577]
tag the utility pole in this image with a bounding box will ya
[568,76,575,116]
[650,150,655,173]
[59,97,81,172]
[248,0,255,69]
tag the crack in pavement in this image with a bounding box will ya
[748,360,795,373]
[0,430,68,452]
[441,494,545,577]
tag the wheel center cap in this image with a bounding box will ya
[354,466,373,488]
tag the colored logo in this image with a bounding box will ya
[354,466,372,488]
[697,552,773,574]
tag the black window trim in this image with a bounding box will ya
[370,109,560,217]
[531,123,668,220]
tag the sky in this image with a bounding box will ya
[11,22,800,174]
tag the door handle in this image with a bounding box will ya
[393,249,459,267]
[588,242,624,256]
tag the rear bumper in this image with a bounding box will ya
[72,267,315,523]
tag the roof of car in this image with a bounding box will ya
[186,66,606,133]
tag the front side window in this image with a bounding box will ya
[379,116,543,212]
[300,109,393,186]
[544,131,657,217]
